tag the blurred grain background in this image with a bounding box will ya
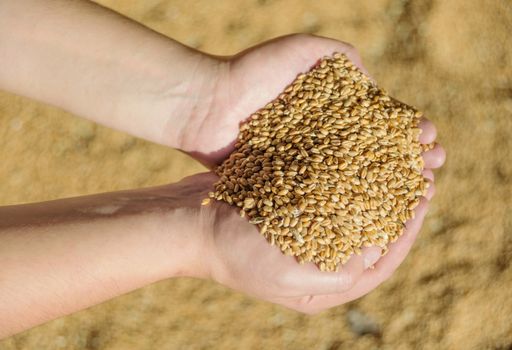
[1,0,511,349]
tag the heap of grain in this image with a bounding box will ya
[206,53,429,271]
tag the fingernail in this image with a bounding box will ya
[363,249,381,269]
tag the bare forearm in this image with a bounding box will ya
[0,181,209,338]
[0,0,219,147]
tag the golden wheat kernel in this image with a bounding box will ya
[242,197,255,209]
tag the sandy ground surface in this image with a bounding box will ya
[1,0,511,349]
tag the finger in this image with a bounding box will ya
[361,246,382,270]
[418,118,437,144]
[422,144,446,169]
[425,180,436,201]
[286,198,429,313]
[282,246,381,296]
[422,170,435,200]
[422,169,434,182]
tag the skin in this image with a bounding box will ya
[0,0,446,339]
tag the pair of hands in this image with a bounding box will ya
[167,34,446,314]
[0,2,446,336]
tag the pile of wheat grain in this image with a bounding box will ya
[205,53,429,271]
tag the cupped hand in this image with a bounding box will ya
[182,34,446,313]
[180,34,372,166]
[196,122,443,314]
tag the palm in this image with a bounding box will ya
[192,35,446,313]
[189,35,367,166]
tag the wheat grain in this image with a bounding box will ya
[206,53,429,271]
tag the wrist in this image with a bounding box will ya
[167,55,231,157]
[151,173,218,280]
[167,54,227,150]
[156,205,210,280]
